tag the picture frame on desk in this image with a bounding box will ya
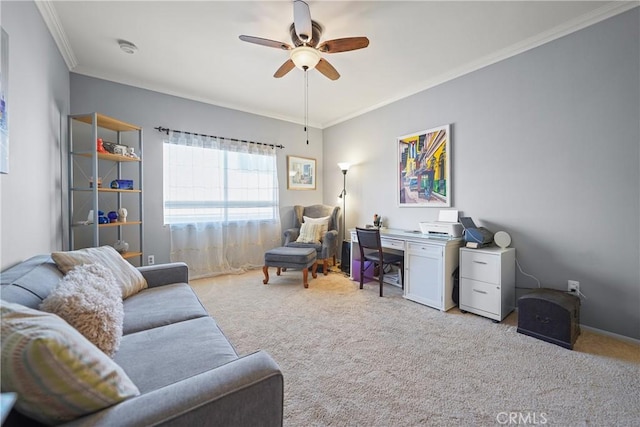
[287,155,316,190]
[397,124,451,207]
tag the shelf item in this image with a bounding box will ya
[75,151,140,162]
[71,188,141,193]
[120,251,143,260]
[67,113,143,265]
[98,221,142,229]
[72,221,142,228]
[459,246,516,322]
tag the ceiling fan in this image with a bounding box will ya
[239,0,369,80]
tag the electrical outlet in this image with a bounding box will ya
[147,255,155,266]
[568,280,579,295]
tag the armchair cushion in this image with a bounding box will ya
[296,222,322,244]
[303,215,330,241]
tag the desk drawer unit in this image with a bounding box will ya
[459,247,515,322]
[381,238,404,251]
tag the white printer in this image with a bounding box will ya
[418,210,463,238]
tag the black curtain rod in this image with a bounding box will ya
[154,126,284,149]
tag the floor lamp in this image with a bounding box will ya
[337,162,350,273]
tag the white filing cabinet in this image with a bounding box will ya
[459,246,515,322]
[405,239,462,311]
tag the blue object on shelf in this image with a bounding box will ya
[111,179,134,190]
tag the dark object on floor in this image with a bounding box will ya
[452,267,459,305]
[341,241,351,274]
[517,288,580,349]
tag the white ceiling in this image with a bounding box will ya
[40,1,636,129]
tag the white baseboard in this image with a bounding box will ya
[579,324,640,346]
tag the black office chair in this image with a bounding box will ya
[355,227,404,297]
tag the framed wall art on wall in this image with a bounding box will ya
[0,28,9,174]
[287,155,316,190]
[397,124,451,207]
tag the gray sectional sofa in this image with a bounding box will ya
[0,255,284,426]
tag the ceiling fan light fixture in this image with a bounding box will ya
[290,46,321,70]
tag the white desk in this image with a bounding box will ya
[350,228,463,311]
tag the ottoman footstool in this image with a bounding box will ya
[263,247,317,288]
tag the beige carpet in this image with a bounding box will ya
[191,268,640,426]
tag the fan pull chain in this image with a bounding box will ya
[304,69,309,144]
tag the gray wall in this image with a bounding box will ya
[323,8,640,339]
[70,74,324,266]
[2,1,637,339]
[0,1,70,270]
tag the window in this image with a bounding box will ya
[163,133,279,225]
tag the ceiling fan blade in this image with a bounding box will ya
[316,58,340,80]
[318,37,370,53]
[239,35,292,50]
[274,59,296,78]
[293,0,312,43]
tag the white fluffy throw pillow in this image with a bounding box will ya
[40,263,124,358]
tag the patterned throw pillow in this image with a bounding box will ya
[296,222,322,244]
[0,301,140,425]
[40,263,124,358]
[303,215,330,241]
[52,246,147,299]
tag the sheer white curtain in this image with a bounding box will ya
[163,131,281,279]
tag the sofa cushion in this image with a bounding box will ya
[0,255,62,308]
[115,316,238,393]
[122,283,208,335]
[51,246,147,299]
[0,301,139,425]
[40,263,124,357]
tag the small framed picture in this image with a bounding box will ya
[287,155,316,190]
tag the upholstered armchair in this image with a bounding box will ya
[283,204,341,275]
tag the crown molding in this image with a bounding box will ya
[322,1,640,129]
[35,0,77,70]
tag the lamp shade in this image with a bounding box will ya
[290,46,321,70]
[338,162,351,172]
